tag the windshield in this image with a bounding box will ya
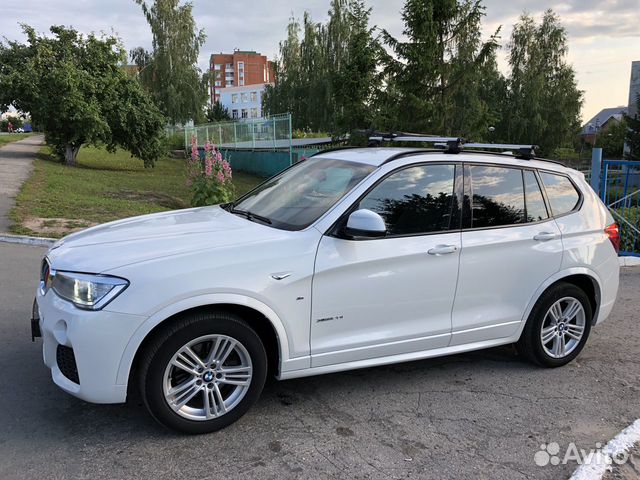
[231,157,376,230]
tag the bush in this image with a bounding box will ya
[186,135,234,207]
[162,132,185,152]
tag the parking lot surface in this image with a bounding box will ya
[1,242,638,479]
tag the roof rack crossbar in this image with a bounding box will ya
[464,143,538,160]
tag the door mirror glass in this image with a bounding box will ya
[344,209,387,238]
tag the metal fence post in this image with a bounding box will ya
[288,113,293,165]
[233,122,238,149]
[591,148,602,197]
[252,121,256,149]
[273,117,277,150]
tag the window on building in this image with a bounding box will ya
[469,165,525,228]
[240,79,245,86]
[241,109,248,119]
[214,81,221,87]
[214,64,221,70]
[227,81,234,86]
[241,93,249,103]
[232,110,239,119]
[250,91,258,103]
[250,108,258,118]
[539,172,580,216]
[358,164,458,236]
[231,94,238,104]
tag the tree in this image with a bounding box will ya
[502,10,582,155]
[598,118,627,159]
[625,95,640,160]
[381,0,500,138]
[206,101,231,122]
[0,25,165,166]
[0,115,23,132]
[263,1,381,134]
[132,0,207,125]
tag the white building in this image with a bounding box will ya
[218,83,272,120]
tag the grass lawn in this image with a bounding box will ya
[11,146,264,238]
[0,133,33,147]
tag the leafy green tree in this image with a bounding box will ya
[625,95,640,160]
[381,0,500,138]
[263,1,381,134]
[206,101,231,122]
[502,10,582,155]
[598,118,627,159]
[0,25,165,166]
[132,0,207,125]
[0,115,23,132]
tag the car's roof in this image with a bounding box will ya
[313,147,573,173]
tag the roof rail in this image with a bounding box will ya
[367,132,538,159]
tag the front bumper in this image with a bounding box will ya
[35,287,147,404]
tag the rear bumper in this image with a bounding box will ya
[593,255,620,325]
[35,288,146,404]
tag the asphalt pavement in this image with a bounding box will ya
[0,242,638,480]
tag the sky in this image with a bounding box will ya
[1,0,638,124]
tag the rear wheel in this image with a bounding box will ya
[517,283,592,367]
[139,311,267,434]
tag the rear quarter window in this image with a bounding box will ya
[539,172,580,216]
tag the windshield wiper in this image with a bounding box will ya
[230,207,272,225]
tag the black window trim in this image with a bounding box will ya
[326,161,463,240]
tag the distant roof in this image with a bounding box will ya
[582,106,627,134]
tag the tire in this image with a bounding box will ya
[517,282,593,368]
[139,310,267,434]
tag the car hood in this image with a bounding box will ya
[46,206,285,273]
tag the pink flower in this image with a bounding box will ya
[216,171,225,183]
[204,156,213,177]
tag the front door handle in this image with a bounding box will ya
[427,244,458,255]
[533,232,557,241]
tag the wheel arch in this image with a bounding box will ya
[520,268,602,333]
[116,294,292,390]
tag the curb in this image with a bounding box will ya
[0,234,55,247]
[619,256,640,267]
[569,419,640,480]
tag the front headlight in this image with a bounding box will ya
[49,271,129,310]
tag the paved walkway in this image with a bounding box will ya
[0,134,44,232]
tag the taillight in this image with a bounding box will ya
[604,223,620,254]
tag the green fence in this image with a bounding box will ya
[183,113,293,153]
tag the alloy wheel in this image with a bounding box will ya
[540,296,586,359]
[162,334,253,421]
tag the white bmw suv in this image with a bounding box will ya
[33,145,620,433]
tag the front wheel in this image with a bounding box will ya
[139,311,267,434]
[517,282,592,367]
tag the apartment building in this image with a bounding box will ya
[219,84,271,120]
[210,50,275,104]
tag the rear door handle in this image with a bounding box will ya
[427,244,458,255]
[533,232,557,241]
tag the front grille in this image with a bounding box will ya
[56,345,79,384]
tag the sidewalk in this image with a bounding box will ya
[0,134,44,232]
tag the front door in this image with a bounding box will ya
[311,163,462,367]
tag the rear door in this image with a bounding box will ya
[451,164,563,345]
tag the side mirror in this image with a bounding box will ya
[343,209,387,238]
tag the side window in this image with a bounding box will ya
[539,172,580,216]
[469,165,525,228]
[358,164,458,236]
[524,170,549,222]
